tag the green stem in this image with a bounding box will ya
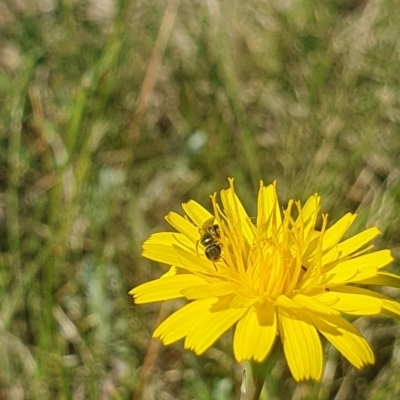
[240,361,268,400]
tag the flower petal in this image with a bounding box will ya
[330,286,400,319]
[294,195,320,247]
[234,302,277,362]
[279,310,323,380]
[315,287,383,315]
[336,227,381,258]
[381,299,400,319]
[293,293,340,316]
[182,281,237,299]
[184,305,246,354]
[307,312,374,368]
[322,213,357,251]
[154,298,216,344]
[160,266,178,277]
[257,182,282,237]
[173,245,220,273]
[298,194,320,225]
[130,274,207,303]
[182,200,213,227]
[356,272,400,289]
[220,182,254,244]
[165,212,199,242]
[142,232,193,265]
[323,250,394,284]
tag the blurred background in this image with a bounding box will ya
[1,0,400,399]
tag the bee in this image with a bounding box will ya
[198,217,222,263]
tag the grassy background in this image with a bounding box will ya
[1,0,400,399]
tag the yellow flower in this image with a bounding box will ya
[130,179,400,381]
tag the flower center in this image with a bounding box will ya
[244,229,305,301]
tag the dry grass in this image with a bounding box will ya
[0,0,400,399]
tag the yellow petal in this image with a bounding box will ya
[336,227,380,258]
[356,272,400,289]
[321,244,373,266]
[276,295,302,310]
[330,285,386,298]
[315,287,383,315]
[182,281,236,299]
[228,293,259,308]
[257,182,282,236]
[130,275,207,303]
[307,312,374,368]
[220,183,255,244]
[324,250,394,283]
[165,212,199,242]
[294,195,320,246]
[381,299,400,319]
[144,231,192,247]
[234,302,277,362]
[298,194,320,225]
[293,293,340,316]
[322,267,378,286]
[173,245,220,273]
[329,287,400,319]
[184,305,246,354]
[182,200,213,227]
[160,266,178,277]
[279,310,323,381]
[154,298,215,344]
[322,213,357,250]
[142,232,192,265]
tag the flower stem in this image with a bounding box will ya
[240,361,267,400]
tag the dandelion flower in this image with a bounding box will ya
[130,179,400,381]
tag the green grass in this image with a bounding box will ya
[1,0,400,398]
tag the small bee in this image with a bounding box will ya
[198,217,222,263]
